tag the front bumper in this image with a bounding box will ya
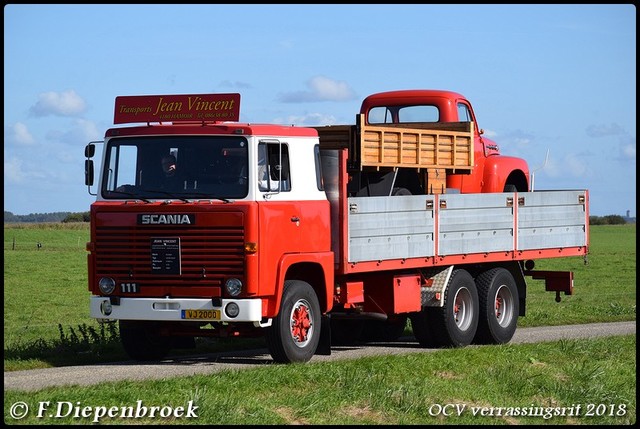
[90,296,263,323]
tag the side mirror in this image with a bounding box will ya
[85,159,94,186]
[85,143,96,158]
[84,142,98,195]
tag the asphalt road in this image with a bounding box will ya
[4,321,635,392]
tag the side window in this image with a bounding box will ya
[457,103,472,122]
[258,142,291,192]
[368,107,393,124]
[105,145,138,191]
[314,144,324,191]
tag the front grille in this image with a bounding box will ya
[94,225,244,293]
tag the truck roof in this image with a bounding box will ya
[105,122,319,139]
[360,89,467,111]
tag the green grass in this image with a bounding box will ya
[3,223,636,371]
[3,335,635,425]
[519,224,636,327]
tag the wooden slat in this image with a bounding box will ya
[315,115,474,172]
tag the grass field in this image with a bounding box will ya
[3,223,636,424]
[3,223,636,371]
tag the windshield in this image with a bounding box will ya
[101,136,248,200]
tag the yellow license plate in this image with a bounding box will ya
[181,309,220,320]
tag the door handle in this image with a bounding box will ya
[290,216,300,223]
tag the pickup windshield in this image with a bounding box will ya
[367,105,440,124]
[101,136,248,200]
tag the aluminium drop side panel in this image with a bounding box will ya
[347,195,435,263]
[516,190,588,250]
[437,192,515,256]
[343,189,588,267]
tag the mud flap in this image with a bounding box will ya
[315,315,332,355]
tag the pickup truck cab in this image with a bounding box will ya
[360,89,530,193]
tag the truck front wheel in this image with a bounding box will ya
[266,280,321,363]
[473,268,519,344]
[428,269,479,347]
[119,320,172,361]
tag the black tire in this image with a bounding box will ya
[474,268,519,345]
[427,269,479,347]
[392,187,412,196]
[119,320,172,361]
[361,316,408,342]
[503,184,517,192]
[266,280,321,363]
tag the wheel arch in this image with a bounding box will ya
[273,253,334,315]
[504,170,529,192]
[482,156,530,193]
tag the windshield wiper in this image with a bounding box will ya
[183,192,231,203]
[109,190,152,203]
[141,190,191,203]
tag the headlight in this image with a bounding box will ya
[224,278,243,297]
[98,277,116,295]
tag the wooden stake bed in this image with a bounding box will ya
[316,114,474,172]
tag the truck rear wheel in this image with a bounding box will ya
[428,269,479,347]
[266,280,321,363]
[473,268,519,344]
[119,320,172,361]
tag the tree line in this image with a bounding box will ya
[4,211,90,223]
[4,211,632,225]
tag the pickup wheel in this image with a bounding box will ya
[119,320,172,361]
[392,187,412,196]
[266,280,321,363]
[428,269,479,347]
[473,268,519,344]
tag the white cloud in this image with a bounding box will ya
[586,123,625,138]
[29,90,88,118]
[541,151,590,179]
[5,122,36,146]
[272,112,339,126]
[4,155,26,183]
[278,76,357,103]
[481,128,497,138]
[621,142,636,160]
[59,119,102,144]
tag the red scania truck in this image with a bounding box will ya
[84,90,589,363]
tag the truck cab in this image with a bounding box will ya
[360,89,530,193]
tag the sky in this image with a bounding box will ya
[4,4,636,217]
